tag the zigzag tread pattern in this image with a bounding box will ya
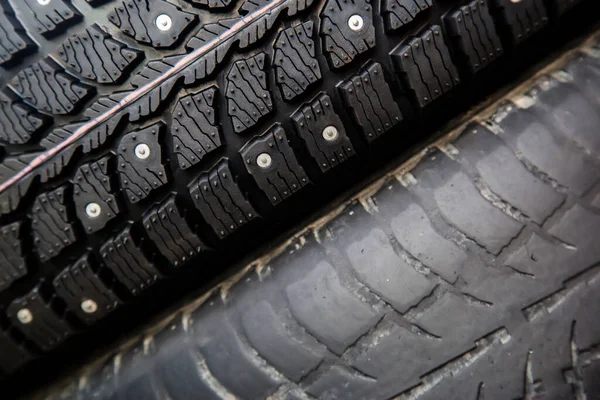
[240,125,309,205]
[117,123,168,204]
[445,0,503,74]
[30,185,77,262]
[0,222,27,292]
[189,160,258,239]
[0,3,36,66]
[391,25,460,108]
[58,24,143,84]
[9,57,94,115]
[338,62,403,142]
[143,196,206,267]
[20,0,81,38]
[0,0,319,218]
[100,225,162,295]
[72,155,121,234]
[273,21,321,101]
[108,0,197,48]
[291,92,355,172]
[7,286,74,351]
[493,0,548,44]
[172,87,221,170]
[53,254,121,324]
[382,0,432,31]
[320,0,376,68]
[226,53,273,133]
[0,154,38,215]
[0,90,50,145]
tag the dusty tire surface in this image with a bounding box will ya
[36,34,600,400]
[0,0,598,392]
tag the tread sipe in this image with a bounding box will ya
[0,0,597,389]
[40,33,600,400]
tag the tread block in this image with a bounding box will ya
[346,228,435,313]
[226,53,273,133]
[189,160,258,239]
[242,301,325,382]
[492,0,548,44]
[53,255,121,325]
[117,123,168,204]
[183,0,233,9]
[108,0,197,48]
[238,0,273,14]
[285,261,381,355]
[72,155,121,234]
[101,225,162,296]
[240,125,309,205]
[497,106,600,195]
[391,25,460,108]
[320,0,376,68]
[390,203,468,282]
[375,183,468,282]
[0,3,36,66]
[21,0,81,38]
[154,332,224,400]
[172,87,221,170]
[382,0,432,32]
[273,21,321,101]
[143,196,206,267]
[504,233,574,283]
[338,61,403,142]
[291,92,355,172]
[547,204,600,270]
[9,57,94,115]
[0,328,34,374]
[0,154,38,215]
[353,323,446,390]
[535,79,600,155]
[455,124,564,224]
[58,24,143,84]
[7,286,74,351]
[0,90,50,145]
[194,314,281,399]
[413,154,523,255]
[31,186,77,262]
[445,1,503,74]
[0,222,27,291]
[413,292,490,342]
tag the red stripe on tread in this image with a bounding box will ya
[0,0,286,195]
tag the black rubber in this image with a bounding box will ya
[0,0,598,390]
[39,38,600,400]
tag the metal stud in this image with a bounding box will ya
[135,143,151,160]
[85,202,102,218]
[322,126,339,141]
[81,299,98,314]
[17,308,33,324]
[256,153,272,169]
[156,14,172,31]
[348,15,364,31]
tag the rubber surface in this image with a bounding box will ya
[0,0,596,385]
[38,36,600,400]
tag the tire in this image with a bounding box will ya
[39,33,600,399]
[0,0,597,390]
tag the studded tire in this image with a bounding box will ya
[0,0,597,393]
[40,33,600,400]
